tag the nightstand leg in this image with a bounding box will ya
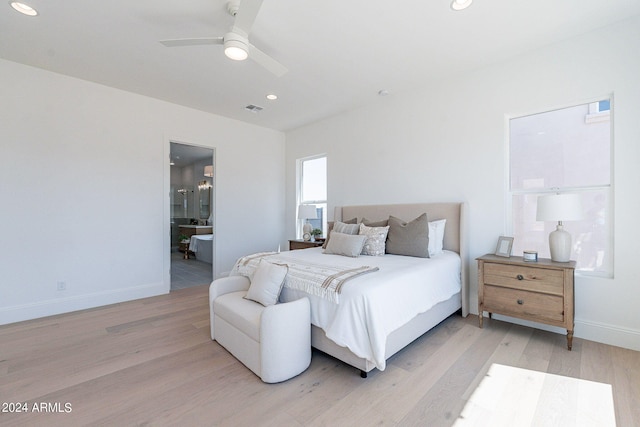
[478,310,483,328]
[567,330,573,351]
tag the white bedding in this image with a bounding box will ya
[272,247,462,371]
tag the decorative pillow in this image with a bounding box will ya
[333,220,360,234]
[428,219,447,256]
[359,223,390,256]
[362,217,389,227]
[243,260,288,306]
[386,213,430,258]
[323,231,368,257]
[322,218,358,249]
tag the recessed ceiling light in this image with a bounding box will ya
[10,1,38,16]
[266,94,278,101]
[451,0,473,11]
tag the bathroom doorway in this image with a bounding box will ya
[169,142,215,291]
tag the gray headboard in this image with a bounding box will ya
[337,202,469,316]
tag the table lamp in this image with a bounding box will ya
[297,204,317,241]
[536,193,582,262]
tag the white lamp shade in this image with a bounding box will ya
[297,205,318,220]
[536,194,583,222]
[204,165,213,177]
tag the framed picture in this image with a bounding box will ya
[495,236,514,257]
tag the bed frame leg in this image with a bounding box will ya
[360,370,367,379]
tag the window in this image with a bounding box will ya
[509,99,612,276]
[297,155,327,237]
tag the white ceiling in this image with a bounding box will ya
[2,0,639,131]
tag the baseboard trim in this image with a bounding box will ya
[486,313,640,352]
[0,282,168,325]
[575,318,640,352]
[484,314,640,351]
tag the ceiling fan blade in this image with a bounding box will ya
[248,43,288,77]
[160,37,224,47]
[232,0,264,35]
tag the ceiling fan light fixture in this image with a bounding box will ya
[224,32,249,61]
[224,45,248,61]
[451,0,473,11]
[10,1,38,16]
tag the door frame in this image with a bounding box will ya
[163,138,216,291]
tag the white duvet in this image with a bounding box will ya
[278,247,461,370]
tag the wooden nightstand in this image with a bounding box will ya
[477,254,576,350]
[289,239,323,250]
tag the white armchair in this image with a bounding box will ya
[209,276,311,383]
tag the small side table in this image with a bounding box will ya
[477,254,576,350]
[289,239,323,250]
[178,241,190,259]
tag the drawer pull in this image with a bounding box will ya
[516,274,524,280]
[517,299,524,305]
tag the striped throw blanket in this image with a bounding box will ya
[230,252,379,303]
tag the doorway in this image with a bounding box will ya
[169,142,215,291]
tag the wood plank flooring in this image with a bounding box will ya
[1,284,638,426]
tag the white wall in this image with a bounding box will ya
[285,16,640,351]
[0,58,285,324]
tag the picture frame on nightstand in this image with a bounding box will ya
[494,236,514,257]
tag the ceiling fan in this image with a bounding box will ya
[160,0,287,77]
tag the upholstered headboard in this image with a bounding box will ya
[336,202,469,316]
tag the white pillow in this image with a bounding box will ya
[359,223,390,256]
[324,231,368,257]
[428,219,447,256]
[244,260,288,306]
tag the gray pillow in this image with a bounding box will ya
[243,260,288,306]
[386,213,430,258]
[324,231,368,257]
[322,218,358,249]
[333,220,360,234]
[362,217,389,227]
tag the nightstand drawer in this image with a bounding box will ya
[484,263,564,295]
[289,240,323,250]
[484,285,564,323]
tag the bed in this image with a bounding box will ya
[228,202,468,377]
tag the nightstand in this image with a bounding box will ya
[477,254,576,350]
[289,239,323,250]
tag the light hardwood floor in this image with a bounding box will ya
[1,284,638,426]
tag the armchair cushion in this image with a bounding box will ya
[214,291,262,342]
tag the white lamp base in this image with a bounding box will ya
[302,221,312,241]
[549,223,572,262]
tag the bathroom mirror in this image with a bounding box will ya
[199,185,210,220]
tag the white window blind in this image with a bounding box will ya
[509,99,612,276]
